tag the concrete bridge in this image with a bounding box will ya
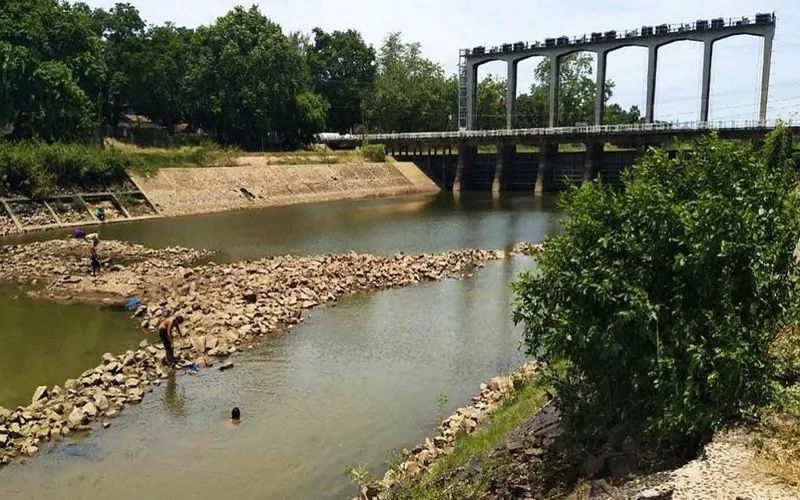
[323,120,797,193]
[320,14,782,194]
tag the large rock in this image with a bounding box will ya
[67,407,85,428]
[83,402,98,418]
[31,386,48,405]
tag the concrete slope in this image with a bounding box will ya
[130,159,440,217]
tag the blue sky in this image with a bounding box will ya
[82,0,800,123]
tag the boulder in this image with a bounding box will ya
[0,434,7,448]
[31,386,48,405]
[67,407,85,428]
[218,361,234,371]
[94,393,109,412]
[83,402,98,418]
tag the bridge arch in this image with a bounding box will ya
[653,40,704,122]
[708,33,765,121]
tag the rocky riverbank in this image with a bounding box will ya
[0,239,503,467]
[359,362,540,499]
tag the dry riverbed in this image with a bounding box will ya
[0,238,505,466]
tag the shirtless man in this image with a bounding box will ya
[158,315,183,367]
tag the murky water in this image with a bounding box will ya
[0,192,559,498]
[4,192,559,261]
[0,286,148,409]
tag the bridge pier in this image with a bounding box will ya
[453,144,477,192]
[534,143,557,194]
[493,145,515,194]
[584,143,603,182]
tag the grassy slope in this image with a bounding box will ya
[389,378,550,500]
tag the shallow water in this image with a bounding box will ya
[0,286,148,408]
[4,192,559,261]
[0,257,534,499]
[0,192,559,498]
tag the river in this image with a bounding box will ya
[0,192,559,499]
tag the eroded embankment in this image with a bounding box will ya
[0,239,502,466]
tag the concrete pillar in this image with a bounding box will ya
[506,60,518,129]
[584,143,603,183]
[700,41,713,122]
[453,144,476,192]
[466,63,478,130]
[534,143,557,194]
[594,51,607,126]
[645,45,658,123]
[493,145,515,194]
[548,56,560,128]
[759,34,773,124]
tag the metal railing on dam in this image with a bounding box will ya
[319,120,795,146]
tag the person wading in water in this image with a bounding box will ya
[158,315,183,367]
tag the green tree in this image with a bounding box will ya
[513,127,800,455]
[514,53,639,127]
[93,2,146,132]
[0,0,105,140]
[476,75,507,130]
[186,6,325,148]
[128,23,193,130]
[364,33,455,132]
[307,28,375,133]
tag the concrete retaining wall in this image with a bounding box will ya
[130,159,440,217]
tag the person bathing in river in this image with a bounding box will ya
[227,407,241,427]
[158,315,183,367]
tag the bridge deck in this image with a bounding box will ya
[320,120,797,148]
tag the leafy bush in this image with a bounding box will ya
[512,127,800,454]
[359,143,386,162]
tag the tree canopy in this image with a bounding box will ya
[513,126,799,455]
[1,1,640,146]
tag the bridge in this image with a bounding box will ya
[320,14,780,194]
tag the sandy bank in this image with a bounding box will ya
[130,158,439,217]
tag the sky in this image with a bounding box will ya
[81,0,800,123]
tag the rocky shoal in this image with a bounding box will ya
[0,239,504,467]
[359,362,540,500]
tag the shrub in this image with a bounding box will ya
[359,143,386,162]
[512,127,800,455]
[0,141,134,197]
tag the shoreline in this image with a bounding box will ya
[0,239,545,467]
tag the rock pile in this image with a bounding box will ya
[511,242,545,256]
[361,362,539,499]
[0,341,167,465]
[0,240,503,467]
[0,238,210,302]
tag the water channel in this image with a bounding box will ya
[0,192,560,499]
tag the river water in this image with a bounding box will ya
[0,192,559,499]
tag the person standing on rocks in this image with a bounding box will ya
[158,315,183,367]
[89,237,101,276]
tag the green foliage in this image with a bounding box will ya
[308,28,376,133]
[364,33,457,132]
[0,0,105,141]
[186,6,325,149]
[0,142,130,198]
[388,379,550,499]
[514,53,640,128]
[358,144,386,162]
[512,127,800,454]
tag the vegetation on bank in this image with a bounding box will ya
[380,127,800,497]
[0,141,231,198]
[511,125,800,476]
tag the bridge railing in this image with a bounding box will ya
[323,119,793,143]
